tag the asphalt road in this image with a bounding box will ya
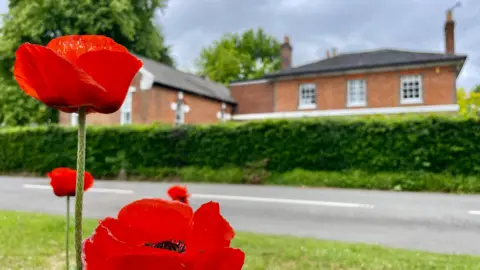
[1,176,480,255]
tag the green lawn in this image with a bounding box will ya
[1,211,479,269]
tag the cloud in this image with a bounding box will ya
[0,0,476,88]
[158,0,480,89]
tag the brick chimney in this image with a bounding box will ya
[444,9,455,54]
[326,49,331,58]
[280,36,292,70]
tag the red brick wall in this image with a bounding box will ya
[230,82,274,114]
[273,66,456,112]
[58,86,233,126]
[183,92,232,124]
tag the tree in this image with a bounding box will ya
[457,87,480,117]
[0,0,173,126]
[196,28,281,85]
[472,85,480,93]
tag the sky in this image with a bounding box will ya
[1,0,479,89]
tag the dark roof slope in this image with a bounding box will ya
[136,55,236,104]
[265,49,467,78]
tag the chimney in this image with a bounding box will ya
[280,36,292,70]
[331,48,337,57]
[326,49,331,58]
[444,1,461,54]
[445,10,455,54]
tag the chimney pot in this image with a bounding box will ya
[283,36,290,44]
[326,49,331,58]
[446,10,453,21]
[332,48,337,57]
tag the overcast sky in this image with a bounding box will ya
[1,0,479,89]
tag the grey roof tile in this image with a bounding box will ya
[266,49,467,78]
[136,55,236,104]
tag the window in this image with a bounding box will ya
[298,83,316,109]
[71,113,78,126]
[347,79,367,107]
[120,91,133,125]
[400,75,423,104]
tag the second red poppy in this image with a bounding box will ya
[48,167,94,197]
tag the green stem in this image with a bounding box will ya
[66,196,70,270]
[74,107,86,270]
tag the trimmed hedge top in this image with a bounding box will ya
[1,116,480,177]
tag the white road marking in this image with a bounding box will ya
[468,210,480,215]
[192,193,375,209]
[23,184,134,194]
[23,184,51,190]
[87,187,134,194]
[22,184,374,208]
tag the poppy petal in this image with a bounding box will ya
[105,251,185,270]
[48,168,76,197]
[191,247,245,270]
[83,218,174,270]
[47,35,128,65]
[76,50,142,113]
[48,167,94,196]
[83,218,133,270]
[117,199,193,242]
[167,185,190,204]
[188,202,235,252]
[84,171,95,191]
[98,217,150,246]
[14,43,107,113]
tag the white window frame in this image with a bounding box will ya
[400,75,423,105]
[71,113,78,127]
[347,79,367,107]
[120,87,135,125]
[298,83,317,110]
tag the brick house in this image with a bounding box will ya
[59,55,236,126]
[230,10,467,120]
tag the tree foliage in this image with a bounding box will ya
[457,87,480,117]
[196,28,281,85]
[472,84,480,93]
[0,0,173,126]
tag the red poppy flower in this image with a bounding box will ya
[14,35,142,114]
[83,199,244,270]
[168,185,190,204]
[48,167,94,197]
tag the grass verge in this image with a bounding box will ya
[1,210,480,269]
[130,166,480,193]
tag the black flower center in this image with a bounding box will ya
[144,240,186,253]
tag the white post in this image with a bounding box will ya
[217,102,231,122]
[171,91,190,126]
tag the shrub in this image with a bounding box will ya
[1,116,480,178]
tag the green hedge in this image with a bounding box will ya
[1,116,480,177]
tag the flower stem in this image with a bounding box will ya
[66,196,70,270]
[74,107,86,270]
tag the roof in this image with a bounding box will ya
[136,55,236,104]
[265,49,467,79]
